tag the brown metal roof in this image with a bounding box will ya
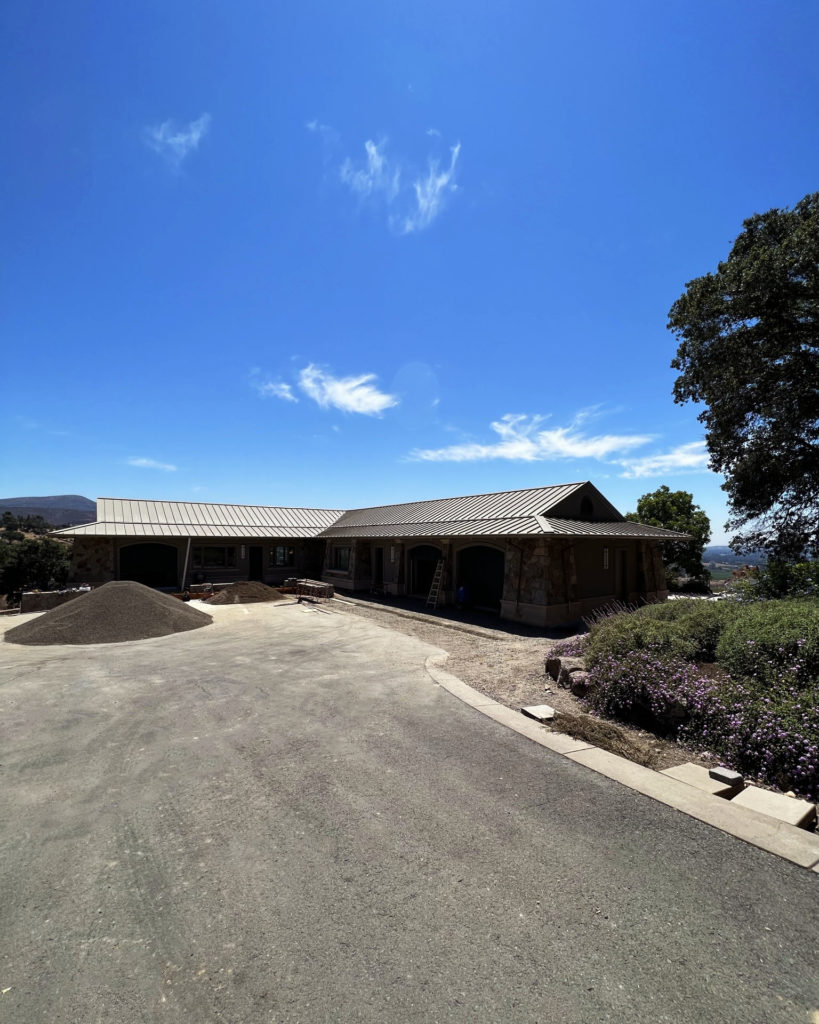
[320,517,544,539]
[326,482,593,529]
[536,517,688,540]
[52,486,688,543]
[53,498,345,539]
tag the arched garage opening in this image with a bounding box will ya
[119,543,178,588]
[457,545,505,612]
[408,544,442,597]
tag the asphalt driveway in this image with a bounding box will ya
[1,601,817,1023]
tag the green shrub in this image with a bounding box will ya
[586,613,697,667]
[715,599,819,688]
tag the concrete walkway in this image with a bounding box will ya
[1,602,817,1023]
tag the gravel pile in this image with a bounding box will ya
[205,581,289,605]
[5,580,212,646]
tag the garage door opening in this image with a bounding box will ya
[408,544,442,597]
[456,546,505,612]
[119,543,178,588]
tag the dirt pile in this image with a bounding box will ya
[5,580,212,646]
[205,581,289,605]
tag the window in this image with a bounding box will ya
[269,545,295,568]
[192,546,237,569]
[331,546,351,571]
[603,547,609,570]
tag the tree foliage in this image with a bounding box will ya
[668,192,819,558]
[0,538,71,604]
[626,485,711,588]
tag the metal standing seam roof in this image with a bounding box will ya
[322,482,608,529]
[536,517,688,540]
[53,498,345,539]
[52,487,689,542]
[319,517,545,539]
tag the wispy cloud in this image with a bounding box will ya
[399,143,461,235]
[127,456,178,472]
[409,414,651,463]
[254,379,298,403]
[618,441,710,478]
[298,364,398,416]
[317,127,461,234]
[340,139,401,201]
[144,114,211,169]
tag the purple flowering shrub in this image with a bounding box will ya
[715,599,819,688]
[581,600,819,800]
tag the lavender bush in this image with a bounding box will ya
[580,601,819,801]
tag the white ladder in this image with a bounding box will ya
[426,559,445,609]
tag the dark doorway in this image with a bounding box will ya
[408,544,441,597]
[373,546,384,587]
[456,546,505,612]
[249,546,264,581]
[119,543,178,588]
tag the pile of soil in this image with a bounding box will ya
[5,580,212,646]
[205,581,289,605]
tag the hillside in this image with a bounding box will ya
[0,495,96,527]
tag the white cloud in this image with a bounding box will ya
[409,414,651,463]
[144,114,211,168]
[326,132,461,233]
[399,142,461,234]
[618,441,711,478]
[254,379,298,403]
[298,364,398,416]
[340,139,401,201]
[127,456,178,472]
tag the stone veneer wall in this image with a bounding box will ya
[69,537,115,584]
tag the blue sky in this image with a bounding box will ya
[3,2,818,543]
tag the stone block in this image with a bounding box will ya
[709,766,744,787]
[521,704,555,723]
[569,671,594,698]
[545,656,562,681]
[557,657,586,689]
[660,762,743,798]
[730,786,817,829]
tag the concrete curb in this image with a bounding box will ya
[424,653,819,872]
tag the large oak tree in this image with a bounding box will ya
[668,192,819,557]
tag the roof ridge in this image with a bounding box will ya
[339,482,586,515]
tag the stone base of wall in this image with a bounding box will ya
[21,589,91,614]
[500,600,551,627]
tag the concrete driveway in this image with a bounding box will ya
[1,601,817,1023]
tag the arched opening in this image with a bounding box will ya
[456,546,505,612]
[407,544,442,597]
[119,543,178,588]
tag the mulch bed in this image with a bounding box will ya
[549,712,659,768]
[205,581,289,605]
[4,580,212,646]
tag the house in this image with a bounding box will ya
[55,482,686,626]
[318,481,683,626]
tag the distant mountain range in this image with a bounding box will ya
[0,495,96,527]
